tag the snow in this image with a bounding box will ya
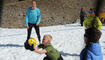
[0,23,105,60]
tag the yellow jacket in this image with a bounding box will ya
[84,15,102,30]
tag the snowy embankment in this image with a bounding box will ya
[0,24,105,60]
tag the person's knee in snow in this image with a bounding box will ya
[34,34,63,60]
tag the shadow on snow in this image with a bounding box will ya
[0,44,23,47]
[60,51,80,57]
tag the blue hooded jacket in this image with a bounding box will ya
[25,7,41,26]
[80,43,103,60]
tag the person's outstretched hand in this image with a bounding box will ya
[36,24,39,26]
[26,26,29,29]
[29,44,35,51]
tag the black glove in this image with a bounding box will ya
[24,42,34,51]
[24,42,30,50]
[29,44,35,51]
[38,44,44,48]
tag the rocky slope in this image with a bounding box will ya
[0,0,104,28]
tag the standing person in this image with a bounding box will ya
[25,0,41,43]
[34,34,63,60]
[80,7,87,26]
[84,9,102,30]
[80,28,103,60]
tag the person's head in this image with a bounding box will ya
[84,28,102,45]
[89,8,95,15]
[81,7,85,11]
[42,34,52,46]
[32,0,36,9]
[90,8,93,11]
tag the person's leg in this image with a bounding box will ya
[34,24,41,43]
[58,55,63,60]
[27,23,33,40]
[43,56,51,60]
[81,20,83,26]
[24,42,30,50]
[82,17,85,26]
[24,23,33,50]
[80,17,84,26]
[80,17,82,26]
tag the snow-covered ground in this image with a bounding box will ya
[0,23,105,60]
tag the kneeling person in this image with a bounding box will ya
[34,34,63,60]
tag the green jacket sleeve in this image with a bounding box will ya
[96,17,102,30]
[44,45,52,52]
[84,18,87,28]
